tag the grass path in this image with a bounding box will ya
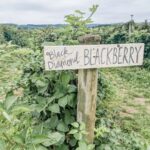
[101,67,150,143]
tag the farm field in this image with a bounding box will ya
[0,6,150,150]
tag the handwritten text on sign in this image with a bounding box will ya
[44,43,144,70]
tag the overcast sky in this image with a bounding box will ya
[0,0,149,24]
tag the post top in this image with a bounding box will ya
[78,34,101,44]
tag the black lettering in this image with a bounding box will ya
[74,52,79,64]
[66,59,72,66]
[64,47,73,57]
[118,46,123,64]
[101,48,105,64]
[123,47,129,64]
[106,48,113,65]
[84,49,90,65]
[53,52,79,69]
[135,46,142,63]
[90,48,95,65]
[93,48,100,64]
[55,61,62,68]
[129,47,135,63]
[46,51,55,60]
[113,48,118,64]
[48,61,54,69]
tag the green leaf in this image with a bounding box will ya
[74,133,82,140]
[11,105,31,115]
[0,103,4,112]
[79,122,86,131]
[36,145,48,150]
[31,104,44,113]
[69,129,78,134]
[49,115,58,129]
[47,96,56,103]
[0,140,6,150]
[67,94,76,107]
[31,135,49,144]
[75,10,85,15]
[71,122,79,128]
[5,91,18,110]
[0,126,8,134]
[55,144,69,150]
[28,145,47,150]
[2,111,12,122]
[13,135,24,145]
[48,104,60,113]
[89,5,99,13]
[77,141,88,150]
[42,132,64,146]
[36,80,46,87]
[36,79,48,94]
[87,144,95,150]
[54,92,65,99]
[58,96,68,108]
[64,110,75,125]
[69,139,77,147]
[57,121,69,132]
[60,72,71,85]
[68,85,77,93]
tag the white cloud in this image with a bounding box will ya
[0,0,149,24]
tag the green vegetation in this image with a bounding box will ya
[0,5,150,150]
[95,67,150,149]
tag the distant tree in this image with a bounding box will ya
[0,27,6,44]
[141,20,150,30]
[1,26,28,47]
[11,30,28,47]
[2,26,14,41]
[106,31,128,44]
[129,30,150,58]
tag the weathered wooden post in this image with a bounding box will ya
[77,34,101,144]
[129,14,135,36]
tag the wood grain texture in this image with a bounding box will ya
[77,68,98,143]
[77,34,100,144]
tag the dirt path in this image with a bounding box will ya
[120,97,150,117]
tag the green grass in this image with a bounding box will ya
[0,45,32,99]
[99,66,150,144]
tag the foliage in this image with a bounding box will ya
[1,47,149,149]
[143,59,150,71]
[94,67,150,149]
[97,24,150,59]
[64,5,99,40]
[95,125,148,150]
[129,30,150,58]
[0,4,150,150]
[97,71,116,101]
[106,31,128,44]
[0,25,29,47]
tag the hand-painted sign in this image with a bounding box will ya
[44,43,144,71]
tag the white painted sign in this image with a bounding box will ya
[44,43,144,71]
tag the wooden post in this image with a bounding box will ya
[129,15,135,36]
[77,34,101,144]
